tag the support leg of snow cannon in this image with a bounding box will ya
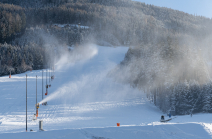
[36,109,38,118]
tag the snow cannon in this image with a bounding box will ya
[117,123,120,127]
[35,103,39,118]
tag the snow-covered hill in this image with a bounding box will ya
[0,45,212,138]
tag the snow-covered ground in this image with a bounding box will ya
[0,45,212,138]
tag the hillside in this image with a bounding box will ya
[1,0,212,115]
[1,0,212,45]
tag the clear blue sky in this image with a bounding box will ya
[134,0,212,18]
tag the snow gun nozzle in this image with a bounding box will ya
[36,103,40,109]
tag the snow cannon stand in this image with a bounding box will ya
[33,103,39,120]
[36,103,39,118]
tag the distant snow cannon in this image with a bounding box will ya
[9,71,11,78]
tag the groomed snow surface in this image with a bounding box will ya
[0,45,212,139]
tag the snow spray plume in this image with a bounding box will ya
[39,66,140,105]
[55,43,98,71]
[109,33,212,91]
[32,29,98,71]
[39,47,141,105]
[39,43,98,104]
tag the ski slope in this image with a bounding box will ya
[0,45,212,138]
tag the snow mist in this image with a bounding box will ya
[39,46,140,105]
[39,44,98,104]
[55,44,98,71]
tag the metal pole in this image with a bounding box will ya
[46,68,47,85]
[50,65,52,80]
[36,75,37,109]
[49,64,50,83]
[46,68,47,93]
[42,70,43,100]
[53,57,54,76]
[26,74,27,132]
[50,66,52,79]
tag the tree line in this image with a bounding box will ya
[0,43,45,76]
[0,3,26,43]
